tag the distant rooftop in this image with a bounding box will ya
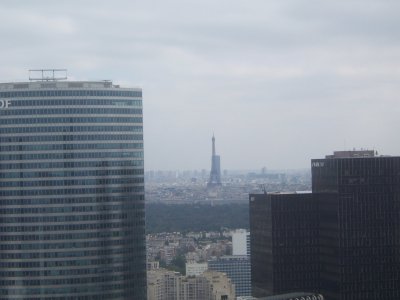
[0,80,129,91]
[325,150,377,159]
[268,191,312,195]
[0,70,139,90]
[0,80,144,92]
[258,292,324,300]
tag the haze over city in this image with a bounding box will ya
[1,0,399,170]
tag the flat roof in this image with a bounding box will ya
[325,150,376,159]
[268,191,312,195]
[259,292,323,300]
[0,81,140,91]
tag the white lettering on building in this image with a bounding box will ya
[0,100,11,109]
[312,162,325,167]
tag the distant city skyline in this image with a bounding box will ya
[1,1,399,170]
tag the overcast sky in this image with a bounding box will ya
[1,0,399,170]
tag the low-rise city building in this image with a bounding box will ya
[147,269,235,300]
[208,255,251,297]
[231,229,250,256]
[186,261,208,276]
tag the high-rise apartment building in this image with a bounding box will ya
[0,78,146,298]
[249,150,400,300]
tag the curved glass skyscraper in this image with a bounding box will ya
[0,80,146,299]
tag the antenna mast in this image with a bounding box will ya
[29,69,68,81]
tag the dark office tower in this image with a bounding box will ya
[249,193,319,298]
[0,77,146,298]
[312,151,400,300]
[207,134,221,188]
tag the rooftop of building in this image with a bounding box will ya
[325,149,377,159]
[258,292,324,300]
[267,191,312,195]
[0,69,141,90]
[208,255,249,260]
[0,80,140,91]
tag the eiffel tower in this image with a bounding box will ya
[207,134,222,188]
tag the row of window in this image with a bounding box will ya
[0,159,143,170]
[0,247,136,260]
[0,220,138,231]
[2,213,130,224]
[0,274,137,287]
[0,89,141,98]
[0,177,144,188]
[0,142,143,152]
[0,125,142,134]
[0,151,143,161]
[0,290,139,300]
[0,195,144,206]
[0,255,139,268]
[0,186,144,197]
[1,169,143,179]
[0,264,136,278]
[0,116,142,125]
[0,195,144,210]
[6,99,142,107]
[0,134,143,144]
[0,237,144,250]
[0,281,141,296]
[0,107,142,116]
[0,230,135,242]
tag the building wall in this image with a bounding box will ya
[249,194,273,297]
[180,276,211,300]
[186,262,208,276]
[249,193,319,297]
[0,81,146,298]
[203,270,236,300]
[312,156,400,300]
[232,229,249,256]
[147,269,182,300]
[208,255,251,297]
[147,269,235,300]
[250,154,400,300]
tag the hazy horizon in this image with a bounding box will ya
[1,0,399,170]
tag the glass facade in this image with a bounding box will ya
[0,81,146,299]
[312,156,400,300]
[249,154,400,300]
[249,193,319,298]
[208,256,251,297]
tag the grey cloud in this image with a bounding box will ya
[0,0,399,169]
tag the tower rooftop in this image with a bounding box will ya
[0,80,140,91]
[325,150,376,159]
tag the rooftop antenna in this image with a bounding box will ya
[29,69,67,81]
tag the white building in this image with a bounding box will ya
[231,229,250,256]
[186,261,208,276]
